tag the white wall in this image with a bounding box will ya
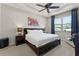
[1,4,46,45]
[45,17,51,33]
[0,4,1,38]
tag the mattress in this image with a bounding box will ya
[25,33,59,47]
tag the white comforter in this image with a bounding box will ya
[25,33,59,47]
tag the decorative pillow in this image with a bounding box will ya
[27,30,43,34]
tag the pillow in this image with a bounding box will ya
[34,30,43,33]
[27,30,43,34]
[27,30,34,34]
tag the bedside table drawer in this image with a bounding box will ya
[16,36,24,40]
[15,36,25,46]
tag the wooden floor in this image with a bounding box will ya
[0,40,75,56]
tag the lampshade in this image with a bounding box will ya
[17,27,23,36]
[17,27,23,32]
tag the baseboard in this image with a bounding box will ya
[66,40,75,48]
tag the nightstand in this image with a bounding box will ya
[15,35,25,46]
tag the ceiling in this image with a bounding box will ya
[24,3,67,16]
[3,3,79,17]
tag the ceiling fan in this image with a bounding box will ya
[36,3,60,13]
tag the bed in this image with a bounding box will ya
[24,28,61,56]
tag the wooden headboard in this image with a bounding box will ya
[24,28,45,35]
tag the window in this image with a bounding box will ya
[63,15,71,32]
[54,13,71,32]
[55,18,62,31]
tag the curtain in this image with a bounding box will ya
[71,9,78,35]
[51,16,55,34]
[71,8,79,56]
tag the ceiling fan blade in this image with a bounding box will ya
[37,4,45,7]
[47,3,52,7]
[45,3,52,7]
[47,8,50,13]
[39,8,46,12]
[49,6,59,9]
